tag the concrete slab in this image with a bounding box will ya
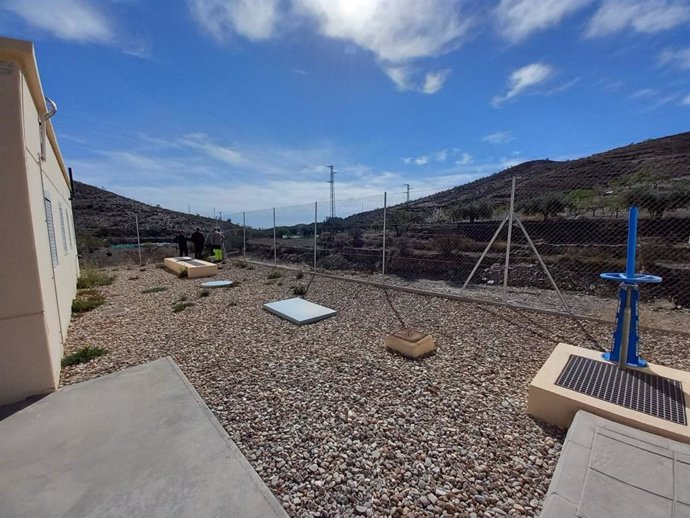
[0,357,287,518]
[263,297,336,325]
[528,343,690,443]
[541,410,690,518]
[164,257,217,278]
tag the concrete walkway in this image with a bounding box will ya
[0,357,287,518]
[541,410,690,518]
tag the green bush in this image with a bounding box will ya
[77,269,115,289]
[61,345,107,367]
[142,286,168,294]
[172,302,194,313]
[72,290,105,313]
[267,269,283,279]
[293,284,307,296]
[198,289,210,298]
[296,270,304,280]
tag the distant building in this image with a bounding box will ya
[0,37,79,406]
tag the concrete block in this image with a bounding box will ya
[528,343,690,443]
[164,257,217,279]
[385,328,436,359]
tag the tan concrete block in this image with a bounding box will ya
[163,258,218,279]
[385,328,436,359]
[528,343,690,444]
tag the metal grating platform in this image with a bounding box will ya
[556,355,687,425]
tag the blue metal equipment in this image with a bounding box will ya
[600,207,662,370]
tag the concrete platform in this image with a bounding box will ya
[528,343,690,443]
[385,328,436,358]
[0,358,287,518]
[541,410,690,518]
[263,297,337,325]
[164,257,217,278]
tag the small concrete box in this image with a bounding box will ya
[528,342,690,444]
[385,328,436,358]
[164,257,217,279]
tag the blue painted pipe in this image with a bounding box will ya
[625,207,638,279]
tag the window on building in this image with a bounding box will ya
[58,203,68,255]
[44,195,59,267]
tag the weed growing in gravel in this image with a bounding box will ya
[293,284,307,296]
[198,289,210,298]
[76,269,114,289]
[128,276,139,281]
[235,260,248,268]
[72,290,106,313]
[172,302,195,313]
[265,279,277,285]
[267,270,282,279]
[296,271,304,280]
[179,295,188,301]
[247,265,255,270]
[177,268,188,278]
[61,345,107,367]
[142,287,168,294]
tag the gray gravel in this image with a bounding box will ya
[62,262,690,517]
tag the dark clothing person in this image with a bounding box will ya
[190,229,205,259]
[173,233,189,257]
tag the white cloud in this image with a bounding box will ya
[435,149,449,162]
[385,66,451,94]
[482,131,515,144]
[492,62,553,107]
[659,47,690,70]
[586,0,690,37]
[422,69,451,94]
[414,156,429,166]
[455,153,473,165]
[4,0,114,43]
[495,0,593,42]
[177,133,244,165]
[683,94,690,106]
[401,157,413,164]
[186,0,281,42]
[294,0,470,63]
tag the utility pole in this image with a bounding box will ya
[328,165,336,219]
[404,184,411,202]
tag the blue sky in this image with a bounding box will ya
[1,0,689,220]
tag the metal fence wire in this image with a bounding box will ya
[110,172,689,335]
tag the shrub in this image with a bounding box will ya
[235,260,249,269]
[267,270,283,279]
[177,268,188,279]
[296,270,304,280]
[293,284,307,296]
[142,286,168,294]
[72,290,105,313]
[77,269,115,289]
[318,253,351,270]
[198,289,210,298]
[172,302,194,313]
[61,345,107,367]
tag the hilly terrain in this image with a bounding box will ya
[72,181,235,245]
[347,131,690,224]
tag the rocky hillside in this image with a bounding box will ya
[72,182,235,243]
[348,131,690,223]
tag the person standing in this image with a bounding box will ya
[172,231,189,257]
[206,227,225,261]
[190,227,205,259]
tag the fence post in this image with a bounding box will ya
[135,214,142,266]
[272,207,277,266]
[313,202,318,272]
[382,192,387,278]
[502,176,516,303]
[242,211,246,260]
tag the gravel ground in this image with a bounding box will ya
[62,262,690,517]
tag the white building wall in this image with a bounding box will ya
[0,39,79,405]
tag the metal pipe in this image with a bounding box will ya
[461,214,509,291]
[242,211,246,260]
[272,207,277,266]
[135,214,142,266]
[382,192,387,278]
[313,202,318,272]
[619,285,633,370]
[514,216,573,315]
[502,176,516,303]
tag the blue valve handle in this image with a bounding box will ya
[600,272,662,284]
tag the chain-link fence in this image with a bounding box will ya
[217,175,690,334]
[80,173,690,334]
